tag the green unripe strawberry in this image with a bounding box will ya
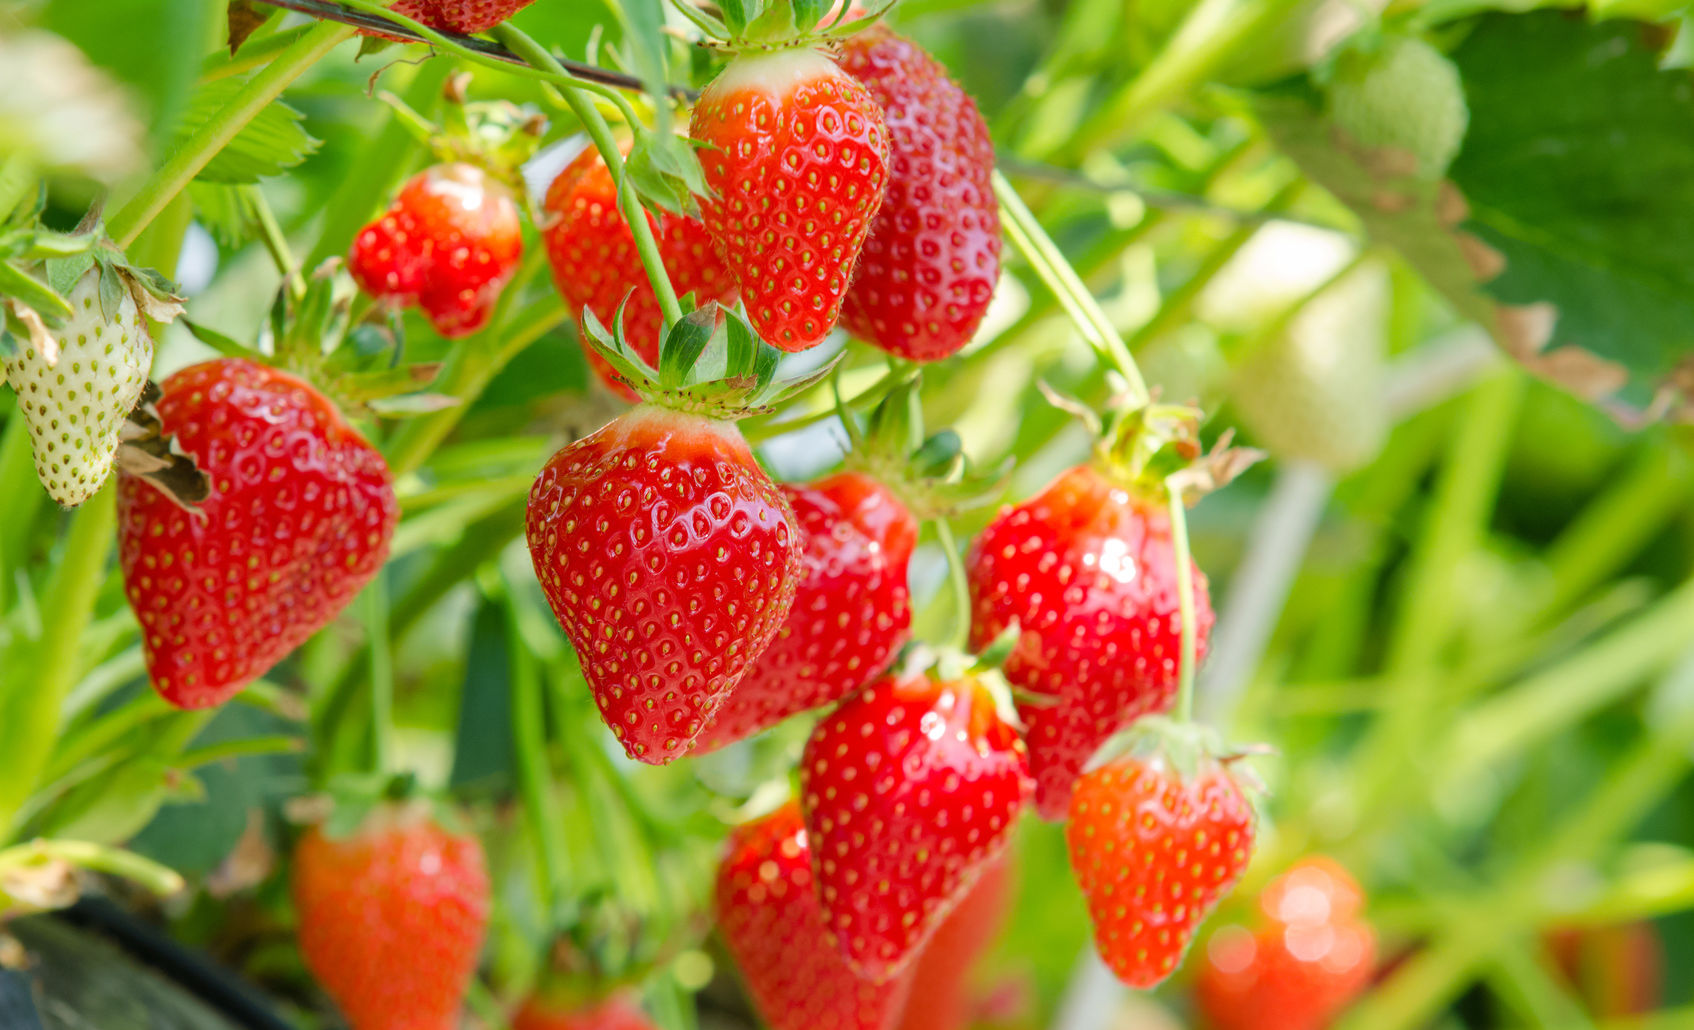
[1326,34,1468,180]
[1228,263,1389,473]
[2,264,176,507]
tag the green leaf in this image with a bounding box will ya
[658,306,717,390]
[171,78,320,184]
[181,318,255,358]
[187,182,253,248]
[1445,10,1694,414]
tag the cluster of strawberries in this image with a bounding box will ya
[78,5,1276,1030]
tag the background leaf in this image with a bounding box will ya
[171,79,320,185]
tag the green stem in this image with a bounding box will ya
[492,23,683,330]
[932,519,972,653]
[0,413,42,609]
[176,735,304,770]
[365,571,395,776]
[994,170,1147,400]
[242,185,306,300]
[504,588,571,928]
[0,489,117,843]
[108,21,354,249]
[0,838,185,899]
[1167,483,1198,723]
[0,154,34,224]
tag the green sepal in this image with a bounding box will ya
[226,0,278,54]
[625,133,709,219]
[0,261,73,326]
[181,318,257,359]
[843,374,1009,519]
[658,306,716,390]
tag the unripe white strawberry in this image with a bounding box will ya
[1326,34,1468,180]
[3,266,162,506]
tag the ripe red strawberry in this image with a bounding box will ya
[692,471,916,753]
[525,404,803,762]
[800,673,1030,982]
[292,803,490,1030]
[717,802,913,1030]
[893,853,1014,1030]
[542,144,736,400]
[512,991,656,1030]
[1256,855,1367,928]
[1066,753,1255,989]
[967,463,1214,820]
[691,47,890,351]
[385,0,535,34]
[349,162,522,339]
[837,24,1001,362]
[117,358,397,709]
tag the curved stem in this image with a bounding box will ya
[491,23,684,331]
[993,170,1148,403]
[932,518,972,654]
[108,21,353,249]
[1167,483,1198,724]
[0,838,185,899]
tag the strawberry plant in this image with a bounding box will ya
[4,2,1694,1029]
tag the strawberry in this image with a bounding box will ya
[717,802,913,1030]
[893,853,1014,1030]
[349,162,522,339]
[525,403,803,763]
[692,470,916,753]
[292,803,490,1030]
[691,46,890,351]
[800,673,1030,982]
[967,463,1213,820]
[837,24,1001,362]
[1066,752,1255,989]
[3,263,176,507]
[541,144,736,399]
[1326,34,1469,180]
[117,358,397,708]
[385,0,536,34]
[1196,859,1376,1030]
[513,991,656,1030]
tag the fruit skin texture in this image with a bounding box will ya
[1326,35,1468,179]
[1196,857,1376,1030]
[2,268,152,507]
[800,673,1031,982]
[512,992,657,1030]
[692,471,916,753]
[542,144,736,399]
[349,163,523,339]
[893,853,1014,1030]
[837,24,1001,362]
[967,463,1214,820]
[690,47,890,351]
[716,802,914,1030]
[1066,755,1255,989]
[292,804,490,1030]
[384,0,535,34]
[117,358,397,709]
[525,404,803,763]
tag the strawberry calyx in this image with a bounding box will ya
[1083,716,1268,801]
[671,0,894,52]
[378,74,546,195]
[583,299,838,420]
[288,771,470,842]
[181,260,453,421]
[840,375,1006,520]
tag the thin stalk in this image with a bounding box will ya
[994,170,1147,400]
[492,23,683,329]
[932,519,972,653]
[107,21,354,249]
[0,839,184,899]
[242,185,306,300]
[505,587,571,927]
[365,572,395,776]
[0,489,116,842]
[176,735,304,770]
[1167,483,1198,723]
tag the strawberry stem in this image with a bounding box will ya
[243,185,307,302]
[1167,482,1199,724]
[993,169,1149,405]
[502,582,571,930]
[364,571,396,777]
[490,24,686,332]
[933,517,973,653]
